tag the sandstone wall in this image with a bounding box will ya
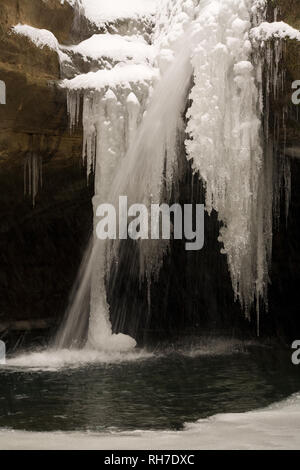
[0,0,91,337]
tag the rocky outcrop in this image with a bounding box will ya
[266,1,300,150]
[263,1,300,342]
[0,0,83,169]
[0,0,91,341]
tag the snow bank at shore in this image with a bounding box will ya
[0,393,299,450]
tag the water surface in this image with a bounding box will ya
[0,340,299,433]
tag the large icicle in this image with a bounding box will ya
[61,66,157,349]
[88,86,144,350]
[185,0,292,324]
[185,0,267,317]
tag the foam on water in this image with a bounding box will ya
[4,348,153,371]
[4,338,260,371]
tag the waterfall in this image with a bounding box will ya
[55,38,193,350]
[55,0,290,350]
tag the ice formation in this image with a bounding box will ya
[184,0,293,323]
[251,19,292,229]
[61,77,156,349]
[83,83,149,350]
[57,0,295,348]
[58,9,160,349]
[154,0,200,71]
[24,152,43,208]
[185,0,267,318]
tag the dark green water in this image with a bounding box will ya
[0,341,299,432]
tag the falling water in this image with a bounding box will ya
[55,32,193,350]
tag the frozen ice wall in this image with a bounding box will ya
[186,0,294,327]
[153,0,291,327]
[186,0,267,320]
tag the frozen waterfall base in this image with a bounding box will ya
[87,332,137,352]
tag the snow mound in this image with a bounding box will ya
[13,24,59,50]
[61,63,159,91]
[67,33,155,64]
[251,21,300,42]
[12,24,69,62]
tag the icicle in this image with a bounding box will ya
[252,16,291,231]
[24,152,42,207]
[67,91,81,131]
[126,92,141,147]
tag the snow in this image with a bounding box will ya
[0,393,299,449]
[78,0,157,27]
[61,0,77,5]
[251,21,300,42]
[67,33,155,64]
[12,24,69,63]
[61,63,159,91]
[13,23,59,50]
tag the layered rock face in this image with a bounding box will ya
[266,1,300,341]
[0,1,90,337]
